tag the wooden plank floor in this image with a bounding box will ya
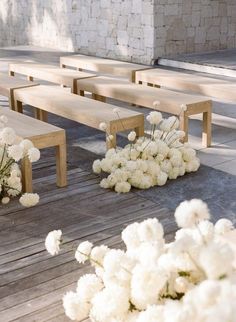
[0,154,175,322]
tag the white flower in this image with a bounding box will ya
[1,196,10,204]
[115,181,131,193]
[27,147,40,162]
[90,245,109,267]
[113,107,121,113]
[174,199,210,228]
[215,218,234,235]
[107,134,114,141]
[20,139,34,154]
[93,159,102,174]
[174,276,190,293]
[76,274,103,301]
[75,241,93,263]
[128,131,136,142]
[63,291,90,321]
[19,193,39,207]
[122,222,140,250]
[100,178,110,189]
[45,230,62,255]
[99,122,107,131]
[146,111,162,125]
[137,305,164,322]
[7,145,23,161]
[138,218,164,243]
[157,171,168,186]
[0,127,17,145]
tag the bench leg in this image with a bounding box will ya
[135,124,144,138]
[79,90,85,96]
[203,109,212,147]
[15,100,23,113]
[179,112,189,143]
[27,76,34,82]
[21,157,33,193]
[92,93,106,102]
[106,131,116,150]
[56,140,67,188]
[35,108,48,122]
[60,63,66,68]
[9,91,15,110]
[9,71,14,77]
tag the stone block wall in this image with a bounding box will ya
[0,0,235,64]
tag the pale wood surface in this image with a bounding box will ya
[60,54,150,81]
[0,107,67,191]
[135,68,236,101]
[9,63,95,93]
[0,72,38,97]
[13,85,144,148]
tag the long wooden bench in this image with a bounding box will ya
[9,63,95,94]
[76,76,212,147]
[0,72,39,109]
[60,54,151,82]
[135,68,236,101]
[0,106,67,192]
[12,85,144,149]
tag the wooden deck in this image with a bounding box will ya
[0,145,175,321]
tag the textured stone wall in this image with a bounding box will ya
[0,0,235,64]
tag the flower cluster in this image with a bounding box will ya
[45,199,236,322]
[0,115,40,207]
[93,111,200,193]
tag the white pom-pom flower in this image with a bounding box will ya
[75,241,93,263]
[45,230,62,256]
[19,193,39,207]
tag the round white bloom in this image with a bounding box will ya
[107,134,114,141]
[137,241,164,267]
[90,245,109,267]
[174,199,210,228]
[27,147,40,162]
[131,265,168,309]
[168,167,180,180]
[63,291,90,321]
[157,171,168,186]
[76,274,103,301]
[75,241,93,263]
[181,147,196,162]
[100,158,113,172]
[138,218,164,243]
[115,181,131,193]
[45,230,62,256]
[122,222,140,250]
[91,285,130,321]
[93,159,102,174]
[197,220,214,243]
[100,178,110,189]
[20,139,34,154]
[146,111,162,125]
[105,148,116,158]
[215,218,234,235]
[113,107,121,113]
[185,159,200,172]
[1,196,10,204]
[19,193,39,207]
[138,174,153,189]
[199,241,234,279]
[174,277,190,293]
[128,131,136,142]
[7,145,24,161]
[99,122,107,131]
[0,127,17,145]
[137,305,164,322]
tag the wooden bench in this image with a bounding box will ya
[12,85,144,149]
[0,106,67,192]
[76,76,212,147]
[0,72,39,110]
[60,54,151,82]
[135,68,236,101]
[9,63,95,94]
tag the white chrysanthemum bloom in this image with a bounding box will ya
[7,144,24,161]
[160,159,172,173]
[113,107,121,113]
[90,245,109,267]
[137,241,164,267]
[100,158,114,172]
[0,127,17,145]
[75,241,93,263]
[20,139,34,154]
[156,140,170,158]
[103,249,131,281]
[146,111,162,125]
[105,148,116,158]
[185,159,200,172]
[93,159,102,174]
[154,130,162,140]
[168,167,180,180]
[174,276,191,294]
[76,274,103,301]
[125,160,137,172]
[138,218,164,243]
[137,305,164,322]
[199,241,234,279]
[122,222,140,250]
[215,218,234,235]
[181,147,196,162]
[138,174,153,189]
[1,196,10,204]
[197,220,214,243]
[115,181,131,193]
[91,285,130,322]
[131,265,168,310]
[7,176,22,196]
[128,131,136,142]
[27,147,40,162]
[99,122,107,131]
[100,178,110,189]
[174,199,210,228]
[19,193,39,207]
[0,115,8,124]
[157,171,168,186]
[63,291,90,321]
[130,148,140,161]
[45,230,62,255]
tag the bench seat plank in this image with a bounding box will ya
[0,106,67,192]
[13,85,144,149]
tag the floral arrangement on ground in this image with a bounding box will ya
[93,110,200,193]
[45,199,236,322]
[0,114,40,207]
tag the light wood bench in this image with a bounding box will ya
[60,54,151,82]
[0,72,39,110]
[13,85,144,149]
[9,63,95,94]
[0,106,67,192]
[135,68,236,101]
[76,76,212,147]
